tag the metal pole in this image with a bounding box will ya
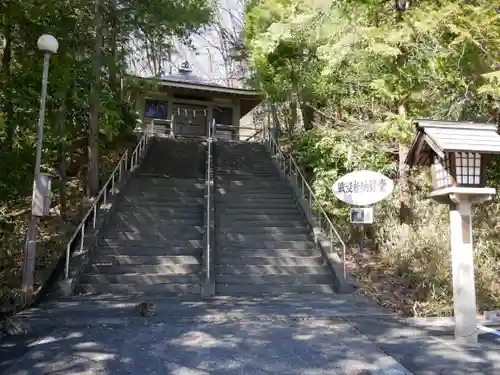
[360,224,365,253]
[22,52,51,305]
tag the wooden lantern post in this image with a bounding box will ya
[406,120,500,345]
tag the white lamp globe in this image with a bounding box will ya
[37,34,58,54]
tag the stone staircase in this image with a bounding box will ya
[214,141,337,296]
[76,137,206,298]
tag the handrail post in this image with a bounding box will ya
[202,118,216,297]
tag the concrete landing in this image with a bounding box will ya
[0,295,407,375]
[2,295,500,374]
[3,318,408,375]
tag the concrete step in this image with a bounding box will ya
[215,264,331,276]
[219,213,304,221]
[219,233,311,242]
[217,248,319,258]
[215,181,290,190]
[102,230,203,241]
[217,172,280,178]
[96,245,202,257]
[218,220,307,227]
[77,282,201,295]
[216,168,277,173]
[217,192,294,199]
[121,196,205,204]
[115,208,203,217]
[216,256,325,267]
[92,254,201,266]
[112,210,202,220]
[215,283,336,296]
[217,200,298,208]
[215,164,273,170]
[126,186,205,195]
[98,238,203,248]
[119,201,203,210]
[219,226,309,235]
[139,167,205,179]
[80,273,200,285]
[108,217,203,227]
[215,172,281,179]
[215,274,334,285]
[84,263,200,275]
[102,225,204,236]
[219,206,300,213]
[127,179,205,189]
[218,240,314,250]
[216,189,293,196]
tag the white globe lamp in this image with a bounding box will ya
[37,34,58,54]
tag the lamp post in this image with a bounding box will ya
[406,119,500,345]
[21,34,58,305]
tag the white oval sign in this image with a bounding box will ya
[332,170,394,206]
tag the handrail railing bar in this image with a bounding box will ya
[64,127,152,280]
[244,129,263,142]
[213,124,260,131]
[265,133,347,279]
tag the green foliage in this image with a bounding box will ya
[0,0,213,202]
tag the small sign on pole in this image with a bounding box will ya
[350,207,374,224]
[333,170,394,253]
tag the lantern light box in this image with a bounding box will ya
[406,120,500,200]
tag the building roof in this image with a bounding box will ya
[137,60,260,97]
[406,119,500,166]
[161,61,225,87]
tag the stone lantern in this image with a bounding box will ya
[406,119,500,345]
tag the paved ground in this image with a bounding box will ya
[1,295,500,375]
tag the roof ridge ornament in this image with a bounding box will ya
[179,60,192,74]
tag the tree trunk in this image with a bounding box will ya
[288,95,297,138]
[270,102,281,138]
[300,102,314,131]
[1,24,14,149]
[88,0,104,198]
[108,0,119,100]
[395,0,412,247]
[56,92,68,220]
[398,103,411,247]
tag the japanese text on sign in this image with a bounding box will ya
[335,178,388,194]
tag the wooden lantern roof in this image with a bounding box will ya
[405,120,500,167]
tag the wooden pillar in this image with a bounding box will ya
[207,104,213,137]
[232,100,240,140]
[136,93,145,129]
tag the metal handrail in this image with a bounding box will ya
[64,129,152,279]
[130,123,153,171]
[244,128,263,142]
[263,133,347,279]
[149,116,174,138]
[213,123,264,142]
[205,118,215,281]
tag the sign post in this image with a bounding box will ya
[350,207,375,252]
[332,170,394,253]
